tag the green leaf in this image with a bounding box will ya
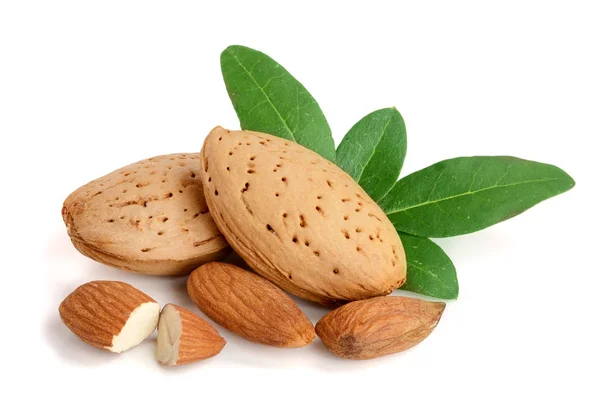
[220,45,336,162]
[336,107,407,201]
[399,233,458,300]
[380,156,575,237]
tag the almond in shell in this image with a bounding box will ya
[62,153,230,275]
[200,127,406,304]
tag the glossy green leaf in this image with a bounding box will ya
[336,107,407,201]
[220,45,336,161]
[380,156,575,237]
[399,233,458,300]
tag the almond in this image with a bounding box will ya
[187,262,315,347]
[315,296,446,360]
[62,153,230,275]
[156,304,226,366]
[59,281,160,353]
[200,127,407,304]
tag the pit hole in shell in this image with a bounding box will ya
[299,215,306,227]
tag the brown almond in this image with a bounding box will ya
[187,262,315,347]
[62,153,230,276]
[316,296,446,360]
[200,127,406,305]
[59,281,160,353]
[156,304,226,366]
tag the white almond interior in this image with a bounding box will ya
[156,304,183,366]
[107,302,160,353]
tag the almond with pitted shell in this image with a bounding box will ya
[200,127,407,304]
[62,153,230,275]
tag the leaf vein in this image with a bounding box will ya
[386,177,564,215]
[227,50,297,142]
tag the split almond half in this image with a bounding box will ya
[157,304,226,366]
[59,281,160,353]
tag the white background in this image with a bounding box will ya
[2,1,599,399]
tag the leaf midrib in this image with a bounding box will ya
[227,49,297,142]
[386,177,565,216]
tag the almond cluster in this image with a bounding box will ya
[59,127,446,364]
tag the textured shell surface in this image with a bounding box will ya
[200,127,407,304]
[62,153,229,275]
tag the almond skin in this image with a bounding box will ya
[200,127,407,305]
[156,304,226,366]
[59,281,160,353]
[187,262,315,347]
[62,153,230,275]
[316,296,446,360]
